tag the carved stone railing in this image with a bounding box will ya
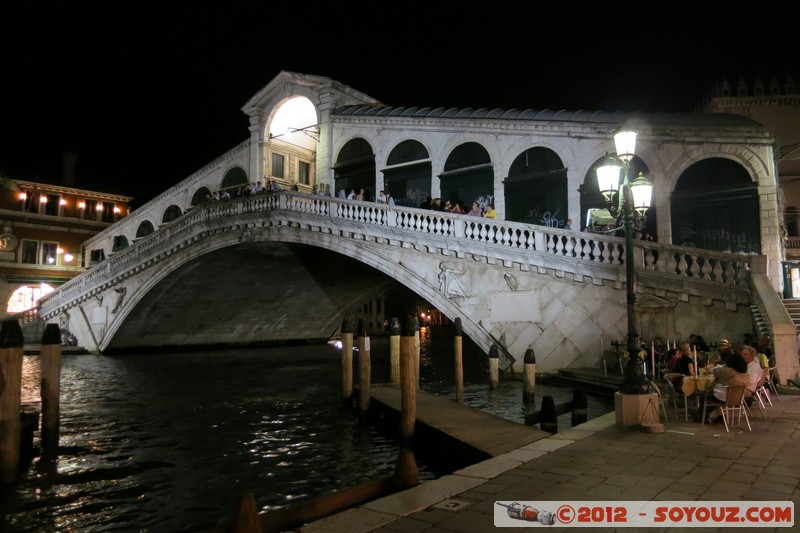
[40,191,753,316]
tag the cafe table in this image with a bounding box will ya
[680,374,716,421]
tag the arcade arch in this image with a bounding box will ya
[579,156,656,237]
[136,220,155,238]
[382,140,431,208]
[191,187,213,207]
[504,147,568,228]
[266,97,318,192]
[440,142,494,210]
[162,205,183,224]
[7,282,55,313]
[333,138,376,199]
[671,158,759,252]
[221,167,249,193]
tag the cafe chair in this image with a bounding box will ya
[660,373,683,420]
[745,370,769,421]
[764,366,781,403]
[755,367,774,407]
[704,385,750,433]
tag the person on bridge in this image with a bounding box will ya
[483,203,497,219]
[468,201,482,216]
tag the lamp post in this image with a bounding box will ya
[596,129,653,394]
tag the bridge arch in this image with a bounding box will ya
[93,225,495,358]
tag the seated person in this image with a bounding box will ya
[700,351,749,422]
[706,338,730,367]
[741,345,763,405]
[665,348,680,373]
[676,346,695,376]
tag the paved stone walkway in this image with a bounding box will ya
[297,388,800,532]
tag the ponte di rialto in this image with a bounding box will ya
[38,71,799,385]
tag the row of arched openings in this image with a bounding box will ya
[333,138,761,253]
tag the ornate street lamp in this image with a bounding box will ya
[595,129,654,394]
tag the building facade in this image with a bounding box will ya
[0,174,132,317]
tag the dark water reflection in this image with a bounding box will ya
[3,327,613,533]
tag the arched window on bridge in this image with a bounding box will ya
[671,158,758,253]
[112,235,129,253]
[220,167,248,194]
[579,156,654,237]
[191,187,213,207]
[162,205,183,225]
[504,148,567,228]
[382,140,431,208]
[439,142,493,210]
[136,220,155,239]
[333,138,376,199]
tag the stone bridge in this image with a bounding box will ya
[39,191,799,381]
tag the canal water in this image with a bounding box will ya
[2,326,613,533]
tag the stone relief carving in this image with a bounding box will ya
[438,262,467,298]
[111,287,127,314]
[503,272,519,292]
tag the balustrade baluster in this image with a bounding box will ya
[689,255,701,278]
[711,259,723,281]
[555,235,565,255]
[700,257,712,279]
[726,261,738,286]
[677,254,689,277]
[565,236,576,257]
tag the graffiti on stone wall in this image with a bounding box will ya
[526,206,565,228]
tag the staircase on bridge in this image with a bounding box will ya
[781,299,800,333]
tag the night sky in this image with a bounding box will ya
[1,4,797,209]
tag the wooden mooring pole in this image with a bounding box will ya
[522,347,536,403]
[40,323,63,457]
[0,319,24,484]
[571,388,588,427]
[412,316,420,389]
[540,395,558,433]
[389,317,400,385]
[340,319,354,407]
[453,318,464,404]
[488,344,499,390]
[395,316,419,487]
[357,319,371,419]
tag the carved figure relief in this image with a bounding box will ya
[111,287,127,314]
[503,273,519,292]
[438,262,467,298]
